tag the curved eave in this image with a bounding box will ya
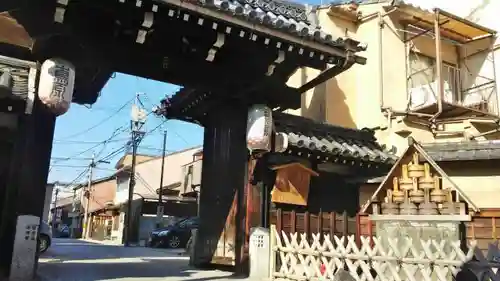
[282,145,395,168]
[154,0,367,63]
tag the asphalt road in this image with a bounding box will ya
[37,239,238,281]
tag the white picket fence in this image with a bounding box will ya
[269,225,500,281]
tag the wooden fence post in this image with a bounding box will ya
[269,224,276,280]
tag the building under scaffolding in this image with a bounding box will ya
[325,0,498,141]
[397,5,498,125]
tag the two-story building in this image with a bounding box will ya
[71,175,117,240]
[285,0,499,245]
[113,147,200,244]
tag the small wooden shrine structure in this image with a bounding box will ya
[270,162,319,206]
[361,137,477,217]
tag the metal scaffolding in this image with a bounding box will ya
[396,8,498,123]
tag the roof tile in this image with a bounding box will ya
[182,0,366,51]
[273,112,396,164]
[421,141,500,161]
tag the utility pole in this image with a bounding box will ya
[125,93,146,247]
[82,154,110,239]
[82,154,95,239]
[52,187,59,230]
[157,130,167,228]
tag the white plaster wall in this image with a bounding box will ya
[114,147,201,205]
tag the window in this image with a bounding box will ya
[408,52,459,97]
[179,217,199,228]
[116,175,129,193]
[408,52,435,88]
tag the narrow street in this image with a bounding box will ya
[37,239,238,281]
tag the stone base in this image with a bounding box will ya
[370,215,466,281]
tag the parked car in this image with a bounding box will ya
[39,221,52,253]
[55,224,70,238]
[148,217,198,249]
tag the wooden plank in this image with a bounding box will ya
[329,212,335,238]
[304,211,310,241]
[318,209,323,241]
[342,211,348,237]
[277,209,282,233]
[493,217,497,239]
[477,209,500,217]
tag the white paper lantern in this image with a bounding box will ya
[38,58,75,116]
[246,104,273,152]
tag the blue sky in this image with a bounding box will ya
[49,73,204,187]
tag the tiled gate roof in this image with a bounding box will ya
[273,112,397,165]
[156,0,367,54]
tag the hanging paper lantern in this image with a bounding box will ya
[246,105,273,152]
[38,58,75,116]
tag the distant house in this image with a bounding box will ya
[72,175,118,240]
[179,149,203,198]
[49,195,73,231]
[113,146,201,244]
[114,153,157,170]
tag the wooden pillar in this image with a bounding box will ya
[193,103,248,273]
[0,98,55,277]
[260,157,275,229]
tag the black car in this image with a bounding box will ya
[148,217,199,249]
[55,224,70,238]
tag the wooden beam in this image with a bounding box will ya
[297,56,356,94]
[476,209,500,218]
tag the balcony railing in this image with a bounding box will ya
[407,64,498,116]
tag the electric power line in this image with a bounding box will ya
[98,146,127,163]
[62,168,90,189]
[51,109,168,186]
[170,129,189,146]
[58,98,134,140]
[53,139,129,145]
[51,126,127,165]
[50,165,117,172]
[95,119,166,164]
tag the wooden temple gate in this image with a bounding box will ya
[0,0,378,278]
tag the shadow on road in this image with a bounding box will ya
[39,258,245,281]
[38,239,247,281]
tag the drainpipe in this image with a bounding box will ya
[361,9,398,114]
[378,13,386,111]
[431,9,444,121]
